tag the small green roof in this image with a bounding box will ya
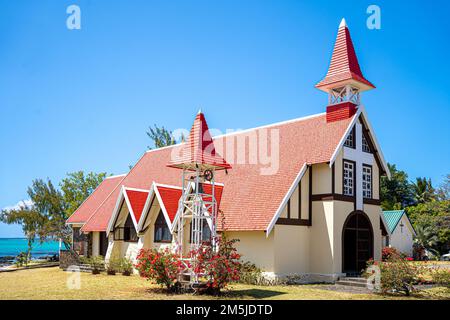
[382,210,405,234]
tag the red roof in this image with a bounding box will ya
[79,112,353,232]
[155,185,182,223]
[167,111,231,170]
[316,19,375,91]
[124,189,149,223]
[66,175,125,224]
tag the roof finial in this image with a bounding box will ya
[339,18,347,28]
[197,108,202,115]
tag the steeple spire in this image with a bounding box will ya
[316,18,375,95]
[167,111,231,171]
[317,19,375,123]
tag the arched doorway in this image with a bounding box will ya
[342,211,373,275]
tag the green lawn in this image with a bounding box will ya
[0,267,448,300]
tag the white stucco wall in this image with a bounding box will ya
[389,215,414,256]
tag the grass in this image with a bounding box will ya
[0,267,449,300]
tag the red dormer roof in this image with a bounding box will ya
[154,184,182,223]
[167,111,231,171]
[124,188,149,223]
[316,19,375,92]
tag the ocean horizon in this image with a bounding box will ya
[0,238,60,259]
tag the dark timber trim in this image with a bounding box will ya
[312,193,355,202]
[276,218,310,226]
[359,114,386,176]
[308,165,312,225]
[363,198,381,205]
[332,163,335,195]
[287,199,291,219]
[140,194,156,233]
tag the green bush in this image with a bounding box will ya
[238,261,263,285]
[83,255,104,274]
[119,257,134,276]
[15,252,30,267]
[106,257,120,275]
[432,269,450,287]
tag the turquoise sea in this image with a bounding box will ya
[0,238,60,258]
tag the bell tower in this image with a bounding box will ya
[316,18,375,122]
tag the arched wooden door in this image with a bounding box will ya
[342,211,373,275]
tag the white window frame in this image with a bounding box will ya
[362,165,372,199]
[362,133,371,153]
[343,160,355,196]
[344,128,355,148]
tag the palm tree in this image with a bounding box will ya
[412,177,435,204]
[413,224,439,259]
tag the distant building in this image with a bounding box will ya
[382,210,416,256]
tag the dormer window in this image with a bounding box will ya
[113,214,138,242]
[154,210,172,243]
[344,127,355,148]
[362,133,371,153]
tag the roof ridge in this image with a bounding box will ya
[145,111,326,154]
[105,173,127,180]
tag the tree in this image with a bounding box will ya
[60,171,107,216]
[413,224,439,257]
[146,125,176,150]
[437,174,450,201]
[408,200,450,254]
[0,202,48,263]
[411,177,435,204]
[0,171,107,253]
[381,163,415,210]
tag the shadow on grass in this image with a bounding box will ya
[143,287,286,299]
[224,288,286,299]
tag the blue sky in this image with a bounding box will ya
[1,0,449,237]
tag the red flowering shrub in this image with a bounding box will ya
[192,237,242,294]
[405,257,414,261]
[382,247,401,261]
[135,248,185,289]
[378,254,424,296]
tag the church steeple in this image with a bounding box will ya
[317,18,375,111]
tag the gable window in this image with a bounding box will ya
[343,160,355,196]
[124,215,138,242]
[362,165,372,199]
[362,132,371,153]
[344,127,355,148]
[154,210,172,243]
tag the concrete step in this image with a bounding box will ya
[335,280,367,288]
[341,277,367,283]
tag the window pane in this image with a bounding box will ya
[362,166,372,199]
[343,161,354,196]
